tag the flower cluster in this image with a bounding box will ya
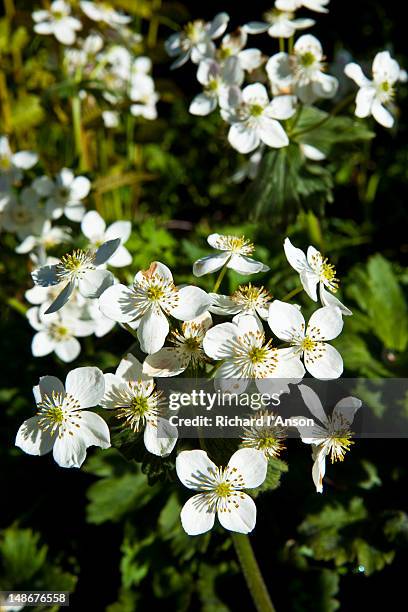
[15,219,358,535]
[165,3,404,169]
[32,1,158,126]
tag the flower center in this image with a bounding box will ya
[301,336,316,352]
[231,284,271,310]
[49,324,70,341]
[215,481,232,497]
[36,391,81,436]
[130,395,150,415]
[328,433,354,462]
[56,249,95,281]
[321,260,338,290]
[248,345,268,364]
[184,20,204,43]
[147,284,165,301]
[249,103,264,117]
[215,235,255,255]
[300,52,316,68]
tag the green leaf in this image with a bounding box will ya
[0,527,47,583]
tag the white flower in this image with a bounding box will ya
[294,384,360,492]
[80,1,131,27]
[85,299,116,337]
[1,188,45,239]
[99,261,211,354]
[15,367,110,468]
[31,239,120,314]
[245,10,314,39]
[284,237,351,315]
[203,314,305,384]
[231,148,263,183]
[209,283,272,324]
[101,353,177,456]
[345,51,405,128]
[275,0,329,13]
[33,0,82,46]
[130,87,159,120]
[143,312,212,377]
[34,169,91,222]
[268,301,343,379]
[165,13,230,69]
[102,110,120,128]
[193,233,270,277]
[27,305,94,362]
[16,220,71,255]
[0,135,38,188]
[189,58,243,116]
[266,35,338,104]
[222,83,295,153]
[218,28,263,73]
[81,210,131,267]
[176,448,267,535]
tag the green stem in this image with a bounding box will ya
[290,93,355,139]
[122,323,138,339]
[212,264,228,294]
[72,95,87,171]
[279,37,285,53]
[231,533,276,612]
[281,286,302,302]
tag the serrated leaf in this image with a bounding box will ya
[252,457,288,497]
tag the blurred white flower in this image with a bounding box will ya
[266,35,338,104]
[102,110,120,128]
[222,83,296,153]
[33,169,91,222]
[33,0,82,46]
[275,0,329,12]
[268,301,344,379]
[165,13,230,69]
[81,210,132,267]
[245,10,314,39]
[27,305,94,362]
[31,239,120,314]
[189,58,243,116]
[284,237,352,315]
[193,233,270,277]
[176,448,267,535]
[99,261,211,354]
[15,367,110,468]
[293,384,360,492]
[0,135,38,189]
[218,28,263,73]
[345,51,405,128]
[101,353,178,456]
[16,220,71,255]
[143,312,212,377]
[1,188,45,239]
[80,1,131,27]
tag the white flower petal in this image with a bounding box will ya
[12,151,38,169]
[320,285,352,316]
[305,343,343,379]
[105,220,131,244]
[217,493,257,534]
[144,418,178,456]
[78,269,114,299]
[371,98,394,128]
[344,62,370,87]
[268,300,305,341]
[203,322,238,359]
[332,396,361,427]
[32,331,55,357]
[171,286,211,321]
[115,353,146,381]
[81,210,106,240]
[227,448,267,488]
[284,237,308,272]
[298,384,329,426]
[180,494,216,535]
[98,284,136,323]
[189,93,217,116]
[38,375,65,399]
[54,338,81,362]
[65,366,105,408]
[307,306,343,341]
[137,307,169,354]
[228,123,260,154]
[79,411,111,449]
[227,254,269,274]
[71,175,91,199]
[143,348,188,377]
[312,446,326,493]
[355,86,376,118]
[259,116,289,148]
[53,433,87,468]
[15,417,54,456]
[193,252,230,277]
[176,449,218,490]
